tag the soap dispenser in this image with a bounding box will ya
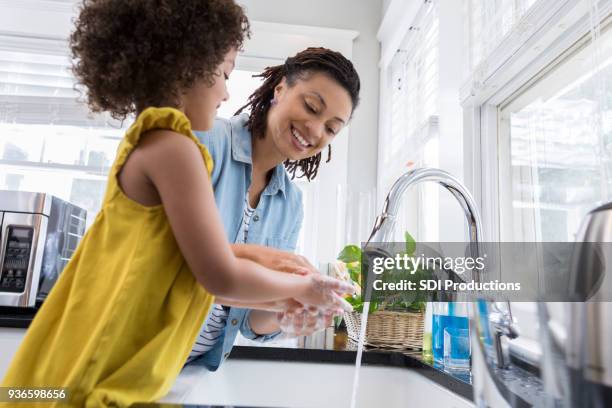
[432,301,470,364]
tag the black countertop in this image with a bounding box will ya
[0,306,37,328]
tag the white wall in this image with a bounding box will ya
[238,0,382,206]
[382,0,393,16]
[0,328,26,379]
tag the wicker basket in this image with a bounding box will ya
[344,308,424,350]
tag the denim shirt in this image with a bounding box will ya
[188,113,304,371]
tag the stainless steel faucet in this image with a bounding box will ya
[366,168,520,401]
[367,168,482,245]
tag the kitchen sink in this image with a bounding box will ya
[0,328,472,407]
[160,359,474,408]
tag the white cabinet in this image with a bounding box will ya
[0,328,26,379]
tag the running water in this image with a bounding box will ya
[349,301,370,408]
[349,246,379,408]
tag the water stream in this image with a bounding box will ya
[349,244,380,408]
[349,301,370,408]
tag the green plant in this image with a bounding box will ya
[335,231,427,320]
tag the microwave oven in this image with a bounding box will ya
[0,190,86,308]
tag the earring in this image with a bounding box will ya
[270,98,278,106]
[326,144,332,163]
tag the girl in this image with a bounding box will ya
[188,47,360,370]
[1,1,353,407]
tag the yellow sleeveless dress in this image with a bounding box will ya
[1,107,215,407]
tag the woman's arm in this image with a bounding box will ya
[248,309,282,335]
[231,243,315,275]
[248,307,337,337]
[130,130,354,306]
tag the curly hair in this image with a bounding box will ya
[235,47,361,181]
[70,0,250,120]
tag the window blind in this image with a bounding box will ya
[383,1,439,177]
[0,34,127,226]
[465,0,539,71]
[0,35,121,127]
[378,1,440,240]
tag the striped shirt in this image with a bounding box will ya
[187,191,255,362]
[187,304,228,363]
[238,191,256,243]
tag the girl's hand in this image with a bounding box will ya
[265,298,306,313]
[295,273,355,311]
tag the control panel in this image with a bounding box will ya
[1,226,33,293]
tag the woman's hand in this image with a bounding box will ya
[232,244,316,275]
[277,306,337,336]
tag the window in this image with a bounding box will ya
[217,69,262,120]
[499,18,612,242]
[462,0,612,362]
[496,15,612,357]
[0,41,126,227]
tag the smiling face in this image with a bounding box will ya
[265,72,353,161]
[183,47,238,131]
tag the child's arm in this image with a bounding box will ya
[128,130,353,307]
[212,297,307,313]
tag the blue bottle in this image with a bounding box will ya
[432,302,469,364]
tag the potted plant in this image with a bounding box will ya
[332,232,427,350]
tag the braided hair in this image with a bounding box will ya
[235,47,360,181]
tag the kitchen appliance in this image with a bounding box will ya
[539,202,612,407]
[0,190,86,308]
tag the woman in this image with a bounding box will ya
[188,47,361,370]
